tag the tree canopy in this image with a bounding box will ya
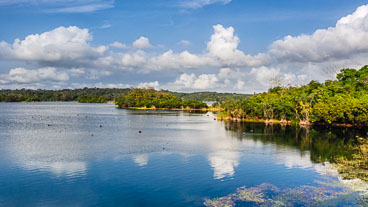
[219,65,368,125]
[116,88,208,109]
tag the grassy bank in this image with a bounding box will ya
[217,113,368,128]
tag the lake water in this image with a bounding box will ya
[0,102,366,206]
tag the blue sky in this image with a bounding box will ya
[0,0,367,92]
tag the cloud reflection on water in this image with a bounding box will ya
[22,161,87,176]
[1,104,337,181]
[132,154,149,166]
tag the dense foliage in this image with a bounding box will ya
[0,88,130,103]
[116,88,208,109]
[219,66,368,125]
[76,95,108,103]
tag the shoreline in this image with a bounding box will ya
[217,116,368,128]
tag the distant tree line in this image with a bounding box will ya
[0,88,130,103]
[116,88,208,109]
[0,87,250,104]
[219,65,368,125]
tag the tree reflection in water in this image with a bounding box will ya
[209,122,368,206]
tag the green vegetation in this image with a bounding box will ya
[333,137,368,182]
[218,65,368,126]
[0,88,130,103]
[76,94,108,103]
[115,88,208,109]
[204,183,358,207]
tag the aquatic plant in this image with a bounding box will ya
[332,137,368,182]
[204,181,359,207]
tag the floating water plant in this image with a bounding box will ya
[332,137,368,183]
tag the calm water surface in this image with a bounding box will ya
[0,102,366,206]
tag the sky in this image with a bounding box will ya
[0,0,367,93]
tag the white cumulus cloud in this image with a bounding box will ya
[170,73,217,90]
[0,26,107,68]
[0,67,69,85]
[207,24,271,67]
[133,36,152,49]
[270,4,368,63]
[165,68,248,92]
[0,24,269,76]
[138,81,160,89]
[109,41,129,49]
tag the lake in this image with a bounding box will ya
[0,102,366,206]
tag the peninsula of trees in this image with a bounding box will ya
[115,88,208,110]
[218,65,368,126]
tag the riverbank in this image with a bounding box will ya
[216,114,368,128]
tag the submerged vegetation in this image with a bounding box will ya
[204,182,360,207]
[333,137,368,182]
[115,88,208,110]
[218,65,368,126]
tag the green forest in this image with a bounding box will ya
[116,88,208,109]
[218,65,368,126]
[0,88,130,103]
